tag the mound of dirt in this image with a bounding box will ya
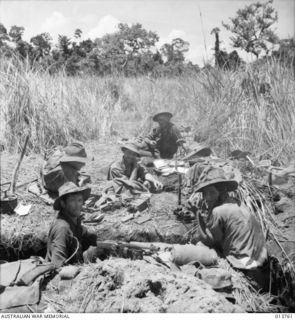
[44,258,243,313]
[0,198,51,260]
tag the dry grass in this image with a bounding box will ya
[0,57,294,164]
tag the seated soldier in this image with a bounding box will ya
[194,166,270,292]
[143,111,186,159]
[45,182,97,268]
[107,143,163,191]
[41,141,90,194]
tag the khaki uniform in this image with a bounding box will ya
[45,212,97,268]
[202,202,268,270]
[107,157,147,181]
[200,201,270,291]
[146,122,183,159]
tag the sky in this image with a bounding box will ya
[0,0,294,66]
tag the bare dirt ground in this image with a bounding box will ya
[1,140,295,312]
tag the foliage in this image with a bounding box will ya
[0,22,198,77]
[272,38,295,67]
[211,28,243,70]
[222,0,278,58]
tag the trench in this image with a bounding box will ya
[1,190,295,312]
[0,192,196,261]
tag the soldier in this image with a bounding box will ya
[107,143,163,191]
[41,141,90,194]
[144,111,186,159]
[195,166,270,291]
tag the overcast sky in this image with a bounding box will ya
[0,0,294,66]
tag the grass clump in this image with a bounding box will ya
[0,57,294,164]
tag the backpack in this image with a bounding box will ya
[40,147,66,193]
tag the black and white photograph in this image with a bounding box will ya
[0,0,294,315]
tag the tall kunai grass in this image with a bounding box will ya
[0,56,294,164]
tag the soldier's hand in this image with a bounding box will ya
[153,180,163,191]
[148,139,157,147]
[78,175,91,187]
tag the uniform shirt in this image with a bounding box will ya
[201,202,268,270]
[107,157,147,181]
[146,122,183,159]
[45,212,97,268]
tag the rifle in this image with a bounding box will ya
[96,240,173,260]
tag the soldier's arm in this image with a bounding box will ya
[172,126,186,147]
[139,164,163,190]
[145,127,159,145]
[107,161,127,180]
[172,125,188,153]
[207,210,224,248]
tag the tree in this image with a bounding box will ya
[0,23,12,57]
[57,35,72,58]
[210,28,242,70]
[30,33,52,60]
[91,23,159,75]
[9,25,24,42]
[211,27,221,67]
[7,25,33,59]
[222,0,278,58]
[0,23,9,45]
[74,28,82,39]
[118,23,159,56]
[161,38,189,64]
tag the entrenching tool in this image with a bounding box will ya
[0,134,30,214]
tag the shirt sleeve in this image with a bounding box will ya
[137,164,148,181]
[146,127,160,141]
[108,161,126,180]
[49,225,71,268]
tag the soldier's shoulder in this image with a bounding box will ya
[213,202,240,216]
[51,217,71,233]
[170,123,181,131]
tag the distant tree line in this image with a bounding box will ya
[0,0,293,76]
[0,22,200,76]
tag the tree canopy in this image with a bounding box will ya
[222,0,278,58]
